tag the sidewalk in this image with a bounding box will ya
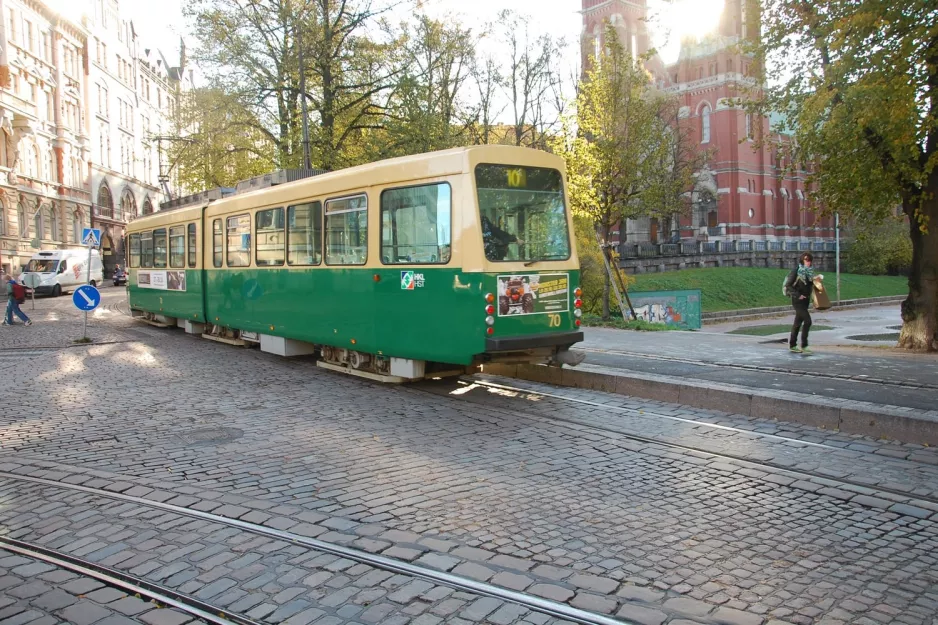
[486,304,938,444]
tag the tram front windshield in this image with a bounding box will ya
[476,164,571,263]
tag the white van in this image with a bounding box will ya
[21,249,104,297]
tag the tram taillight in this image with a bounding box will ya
[574,299,582,308]
[485,293,495,303]
[486,304,495,315]
[574,287,582,298]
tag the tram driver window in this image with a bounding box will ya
[325,195,367,265]
[227,214,251,267]
[287,201,322,265]
[169,225,185,268]
[255,207,285,266]
[129,233,141,268]
[381,183,451,265]
[141,231,153,267]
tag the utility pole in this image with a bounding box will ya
[297,21,312,171]
[835,212,841,302]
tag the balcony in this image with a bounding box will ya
[0,90,37,118]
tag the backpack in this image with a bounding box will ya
[782,270,796,298]
[11,283,26,304]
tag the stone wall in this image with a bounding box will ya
[620,249,838,274]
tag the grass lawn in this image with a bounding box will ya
[629,267,907,313]
[728,324,834,336]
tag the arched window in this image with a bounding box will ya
[120,189,136,221]
[73,210,82,243]
[0,200,5,236]
[97,183,113,219]
[50,207,60,241]
[701,105,711,143]
[34,206,43,240]
[727,59,733,73]
[27,145,38,177]
[44,150,55,182]
[18,202,27,238]
[142,196,153,215]
[746,114,752,140]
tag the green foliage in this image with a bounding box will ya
[844,219,913,276]
[629,268,907,313]
[573,216,620,316]
[169,88,278,191]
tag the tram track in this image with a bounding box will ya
[410,376,938,510]
[0,471,629,625]
[578,346,938,391]
[0,536,254,625]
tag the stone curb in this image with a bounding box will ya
[701,295,905,324]
[482,363,938,447]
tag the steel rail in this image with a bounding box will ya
[0,535,260,625]
[0,472,633,625]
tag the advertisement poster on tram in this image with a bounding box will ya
[136,270,187,292]
[496,273,569,316]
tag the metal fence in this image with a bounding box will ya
[618,239,838,259]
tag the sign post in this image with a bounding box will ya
[79,228,101,341]
[22,273,41,310]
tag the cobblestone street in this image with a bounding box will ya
[1,292,936,625]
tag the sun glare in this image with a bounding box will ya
[650,0,726,65]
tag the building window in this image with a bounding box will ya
[73,211,82,242]
[18,203,27,238]
[98,183,113,219]
[727,59,734,73]
[701,105,711,143]
[325,195,367,265]
[120,190,136,221]
[50,208,60,241]
[34,209,43,241]
[44,151,54,182]
[287,202,322,265]
[746,114,752,140]
[0,201,4,236]
[255,207,285,266]
[381,183,452,265]
[226,214,251,267]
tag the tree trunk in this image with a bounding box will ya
[898,191,938,351]
[602,223,611,320]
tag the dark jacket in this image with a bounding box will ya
[785,267,813,301]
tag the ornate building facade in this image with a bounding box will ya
[581,0,834,244]
[0,0,92,276]
[84,0,189,274]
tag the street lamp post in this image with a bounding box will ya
[835,212,841,302]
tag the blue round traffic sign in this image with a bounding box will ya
[73,285,101,311]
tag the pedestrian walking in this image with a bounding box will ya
[3,274,31,326]
[784,253,813,353]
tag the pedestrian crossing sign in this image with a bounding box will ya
[82,228,101,247]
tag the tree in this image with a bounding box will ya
[552,26,694,318]
[754,0,938,351]
[497,10,562,150]
[378,15,475,157]
[167,88,278,190]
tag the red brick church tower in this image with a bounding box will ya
[581,0,833,244]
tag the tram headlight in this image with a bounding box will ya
[485,315,495,326]
[574,309,582,318]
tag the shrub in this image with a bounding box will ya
[573,217,634,317]
[843,218,912,276]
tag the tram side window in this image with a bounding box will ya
[129,233,141,268]
[141,231,153,267]
[255,207,285,266]
[325,195,367,265]
[287,201,322,265]
[212,219,223,268]
[169,226,186,268]
[381,183,452,265]
[153,228,168,268]
[227,214,251,267]
[188,223,197,268]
